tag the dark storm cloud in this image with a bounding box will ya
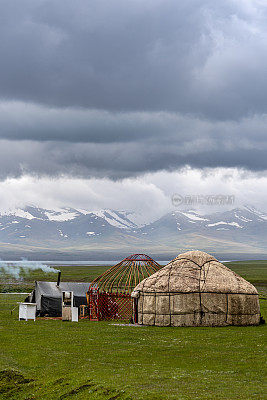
[0,107,266,179]
[1,0,267,119]
[0,1,267,179]
[0,102,173,143]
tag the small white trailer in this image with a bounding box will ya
[19,302,37,321]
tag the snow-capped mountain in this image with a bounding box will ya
[0,206,138,243]
[0,205,266,258]
[138,206,267,234]
[0,206,137,227]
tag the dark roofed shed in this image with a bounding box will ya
[31,281,90,316]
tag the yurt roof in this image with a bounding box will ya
[132,250,258,295]
[88,254,162,294]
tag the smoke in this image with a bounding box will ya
[0,259,60,279]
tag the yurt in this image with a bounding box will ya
[87,254,162,321]
[131,250,260,327]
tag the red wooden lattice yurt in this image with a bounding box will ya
[87,254,162,321]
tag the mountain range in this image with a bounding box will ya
[0,205,266,260]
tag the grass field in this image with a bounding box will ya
[0,261,266,399]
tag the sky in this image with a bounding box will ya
[0,0,267,218]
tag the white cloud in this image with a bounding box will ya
[0,168,266,221]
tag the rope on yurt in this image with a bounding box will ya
[225,293,229,324]
[167,261,175,327]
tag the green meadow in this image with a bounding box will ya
[0,261,266,399]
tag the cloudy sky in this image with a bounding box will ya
[0,0,267,218]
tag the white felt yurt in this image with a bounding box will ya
[131,250,260,327]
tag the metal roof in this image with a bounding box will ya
[35,281,90,298]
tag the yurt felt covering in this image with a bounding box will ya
[131,251,260,327]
